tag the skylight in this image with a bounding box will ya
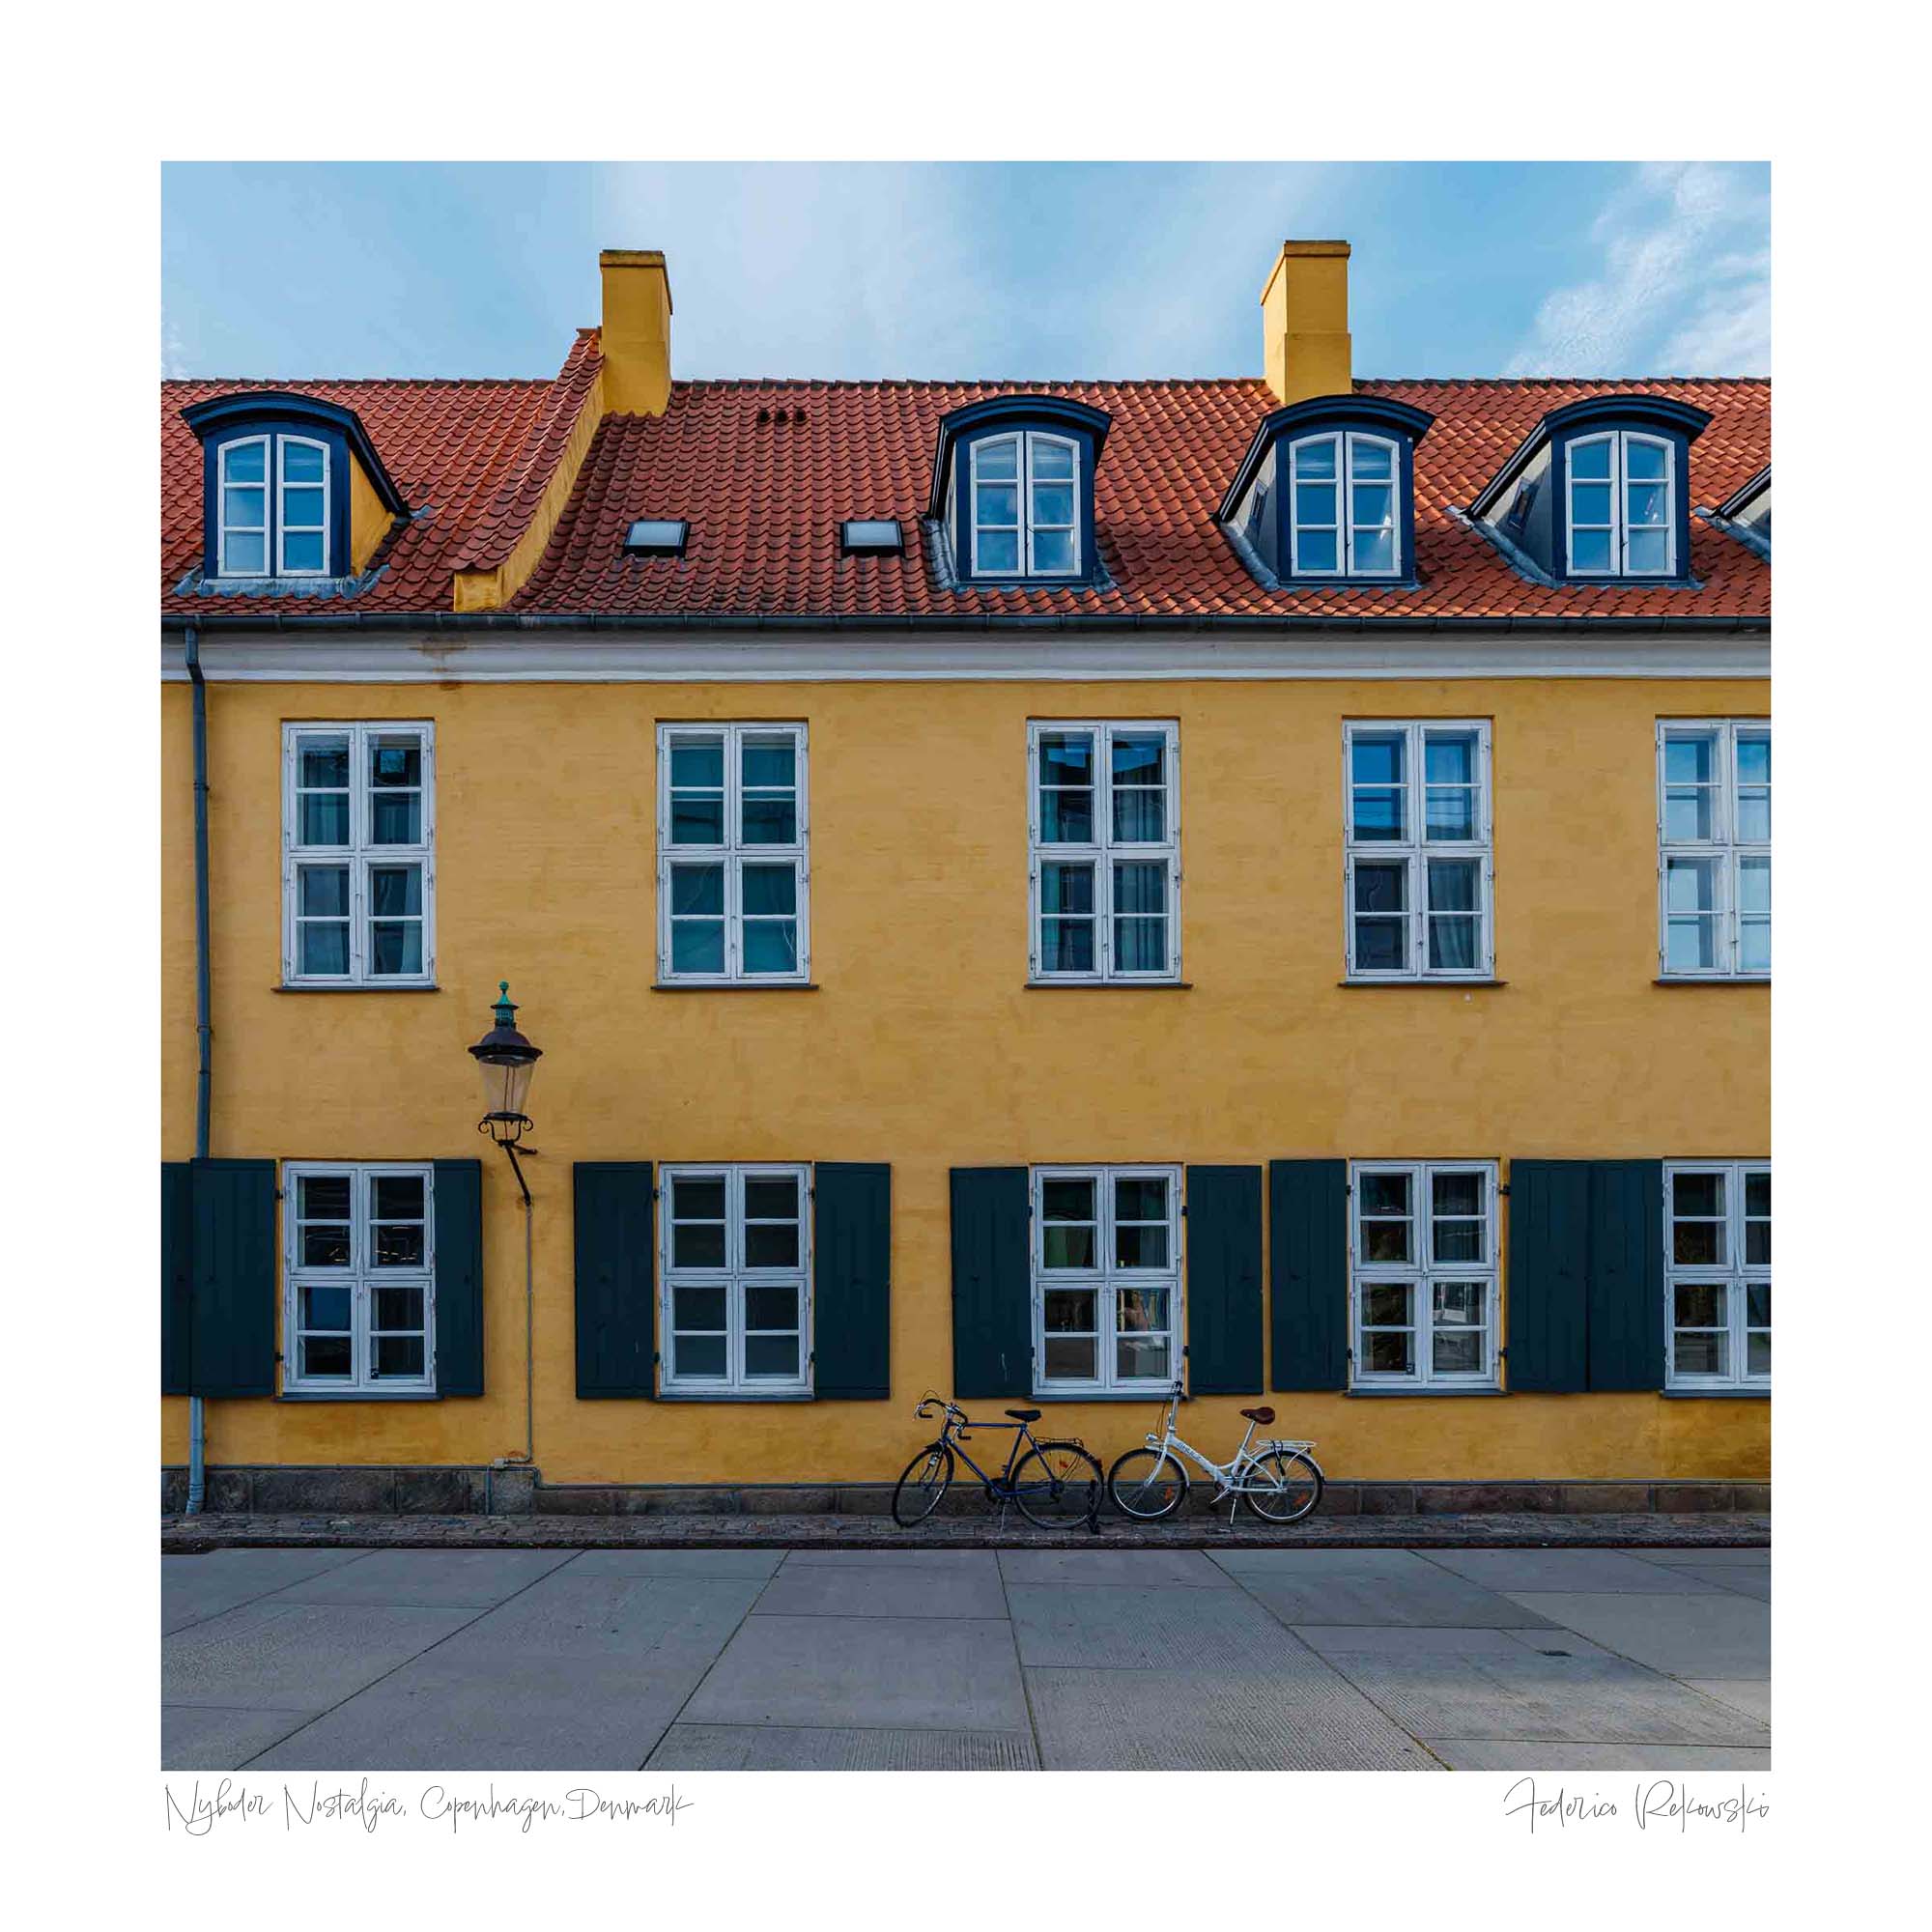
[624,519,688,556]
[839,519,903,555]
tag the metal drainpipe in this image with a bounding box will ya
[185,626,213,1515]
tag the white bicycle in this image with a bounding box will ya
[1107,1395,1323,1523]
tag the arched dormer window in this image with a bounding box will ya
[1471,394,1711,586]
[1218,395,1435,590]
[184,392,408,586]
[929,395,1111,587]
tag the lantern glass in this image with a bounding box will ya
[478,1053,535,1122]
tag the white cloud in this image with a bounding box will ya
[160,304,188,381]
[1505,163,1770,376]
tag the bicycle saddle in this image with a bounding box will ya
[1240,1406,1276,1426]
[1006,1407,1042,1423]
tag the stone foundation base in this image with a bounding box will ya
[161,1466,1769,1519]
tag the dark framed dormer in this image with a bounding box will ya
[929,395,1111,587]
[1471,393,1712,585]
[1217,394,1435,589]
[182,392,409,587]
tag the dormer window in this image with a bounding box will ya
[1565,430,1673,578]
[183,392,408,590]
[929,395,1111,588]
[1218,395,1434,590]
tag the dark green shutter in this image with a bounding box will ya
[1268,1159,1349,1391]
[811,1162,892,1400]
[188,1158,278,1398]
[950,1167,1032,1399]
[432,1158,485,1397]
[1184,1165,1263,1394]
[1505,1160,1591,1391]
[1585,1159,1666,1391]
[162,1162,193,1396]
[574,1162,657,1398]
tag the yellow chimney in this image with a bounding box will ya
[1261,240,1352,406]
[599,249,673,414]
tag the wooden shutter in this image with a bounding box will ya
[949,1166,1032,1399]
[574,1162,657,1398]
[811,1162,892,1400]
[432,1158,485,1397]
[1505,1160,1591,1392]
[1268,1159,1349,1391]
[1183,1165,1264,1394]
[1585,1159,1666,1391]
[187,1158,278,1399]
[162,1162,193,1396]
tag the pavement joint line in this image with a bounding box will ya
[229,1549,590,1770]
[998,1541,1048,1772]
[163,1547,388,1635]
[1494,1586,1770,1690]
[632,1557,779,1770]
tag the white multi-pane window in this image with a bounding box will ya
[282,722,436,986]
[1029,721,1179,981]
[217,432,332,578]
[1658,721,1770,978]
[1344,720,1492,979]
[660,1165,811,1395]
[284,1163,435,1393]
[971,431,1080,578]
[657,723,810,984]
[1033,1166,1181,1395]
[1665,1162,1770,1390]
[1350,1161,1499,1389]
[217,436,270,577]
[277,437,329,575]
[1567,430,1674,577]
[1289,432,1402,578]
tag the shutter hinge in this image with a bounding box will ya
[1498,1184,1511,1198]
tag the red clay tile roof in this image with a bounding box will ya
[163,355,1769,622]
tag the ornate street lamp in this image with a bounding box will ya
[469,981,542,1154]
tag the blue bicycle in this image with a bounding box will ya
[893,1393,1103,1531]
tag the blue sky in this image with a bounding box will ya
[161,161,1769,384]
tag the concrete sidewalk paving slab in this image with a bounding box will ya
[753,1564,1008,1621]
[1023,1665,1439,1771]
[246,1651,705,1772]
[163,1601,476,1709]
[1291,1625,1548,1657]
[1423,1549,1739,1596]
[1007,1581,1308,1670]
[1210,1548,1560,1629]
[1666,1566,1771,1602]
[681,1612,1028,1731]
[997,1549,1233,1589]
[438,1574,764,1662]
[1427,1739,1772,1772]
[261,1548,577,1608]
[563,1549,783,1579]
[1503,1591,1770,1681]
[779,1548,1000,1573]
[1318,1646,1769,1747]
[163,1548,373,1634]
[1685,1680,1772,1723]
[162,1703,318,1771]
[1633,1548,1771,1567]
[646,1722,1039,1771]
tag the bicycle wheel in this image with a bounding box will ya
[1107,1447,1189,1520]
[1010,1440,1103,1530]
[892,1442,955,1527]
[1242,1449,1323,1523]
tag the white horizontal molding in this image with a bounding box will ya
[161,626,1772,685]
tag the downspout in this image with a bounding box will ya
[185,625,213,1515]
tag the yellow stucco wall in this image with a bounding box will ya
[346,455,395,576]
[160,673,1769,1484]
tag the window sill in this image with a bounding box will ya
[275,982,440,994]
[1347,1384,1505,1398]
[276,1389,441,1403]
[1661,1387,1771,1400]
[1025,980,1192,991]
[1653,977,1770,987]
[652,981,819,993]
[1338,979,1507,989]
[656,1389,815,1403]
[1033,1388,1182,1403]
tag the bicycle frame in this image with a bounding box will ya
[1137,1396,1318,1497]
[936,1408,1038,1500]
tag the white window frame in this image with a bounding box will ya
[1664,1161,1771,1392]
[281,721,437,988]
[659,1163,813,1397]
[1343,719,1493,980]
[1028,720,1181,983]
[1031,1164,1183,1397]
[1349,1160,1499,1391]
[1288,431,1403,579]
[1657,720,1770,980]
[1565,429,1676,579]
[275,434,331,578]
[655,722,810,985]
[216,434,271,579]
[969,431,1082,580]
[283,1161,436,1395]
